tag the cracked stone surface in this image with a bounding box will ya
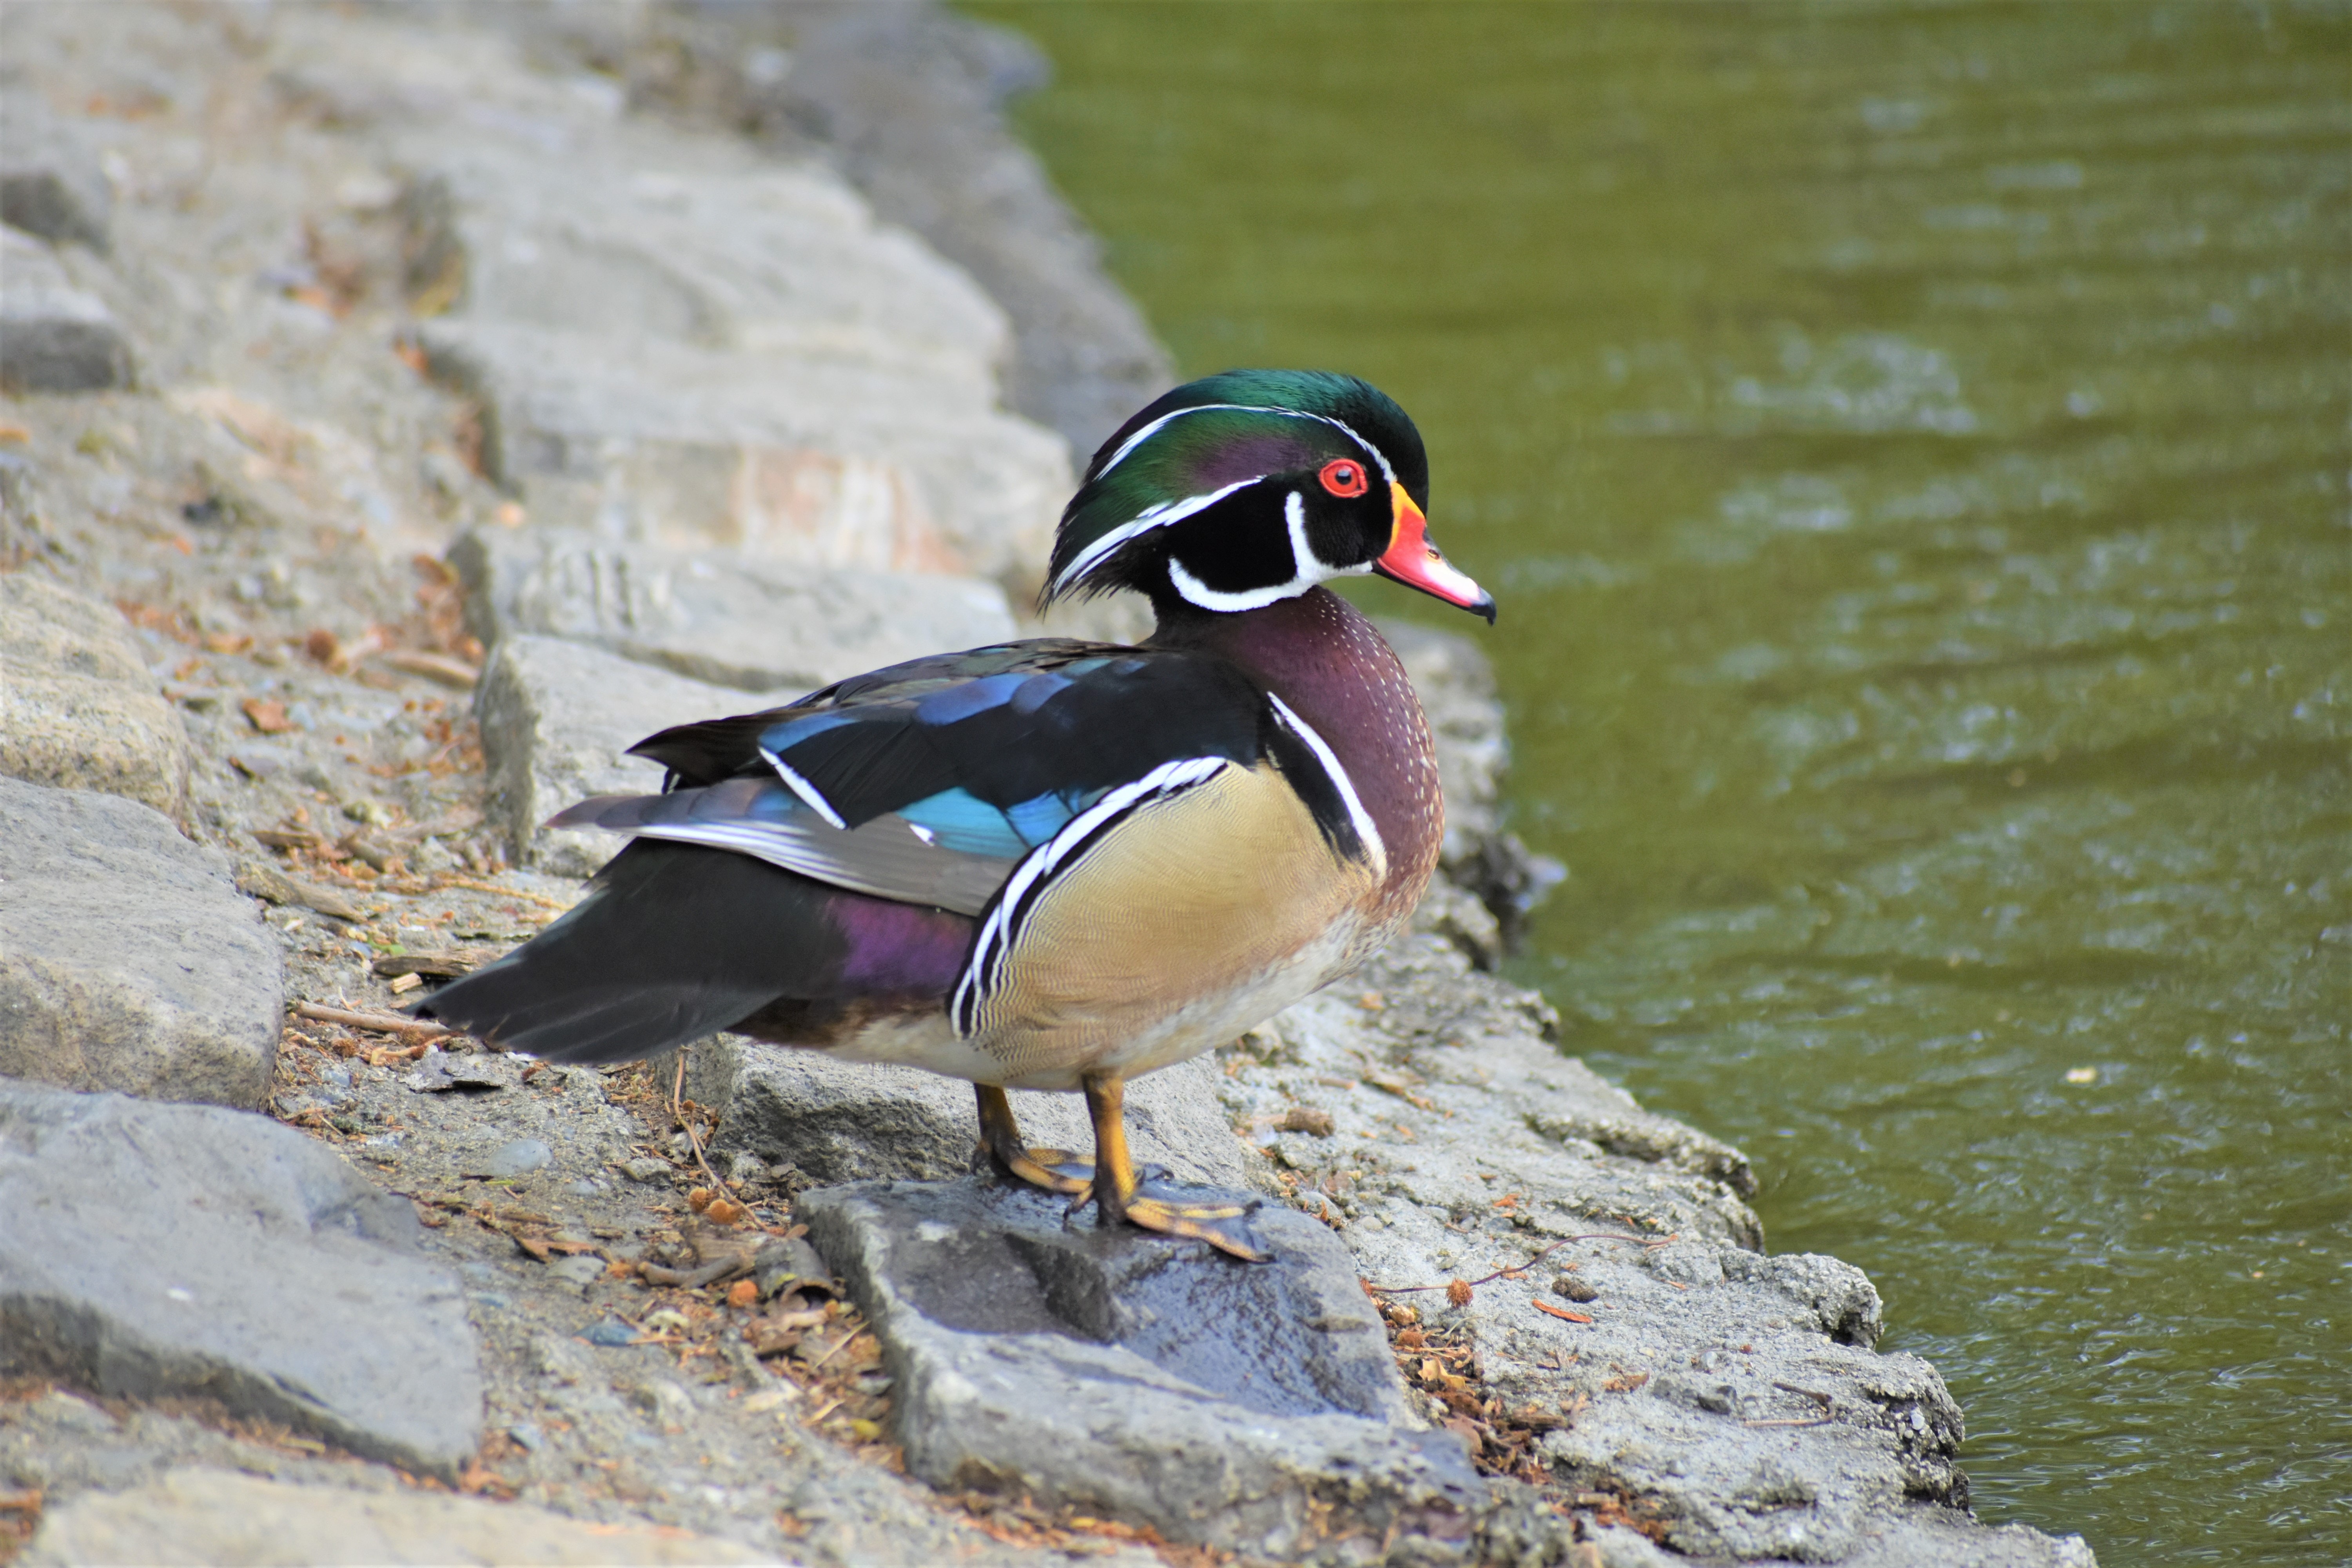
[0,572,189,815]
[801,1177,1485,1562]
[0,1081,482,1476]
[451,527,1015,693]
[0,777,281,1105]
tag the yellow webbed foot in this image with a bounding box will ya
[1120,1173,1272,1262]
[1000,1145,1095,1197]
[974,1084,1094,1194]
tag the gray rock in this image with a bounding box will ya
[800,1177,1483,1559]
[0,228,131,392]
[450,527,1016,692]
[0,94,113,250]
[403,1049,521,1093]
[742,4,1178,458]
[470,633,794,875]
[20,1467,782,1566]
[0,777,282,1107]
[268,35,1077,584]
[0,573,189,816]
[683,1035,1246,1191]
[0,1083,482,1477]
[1223,931,2096,1564]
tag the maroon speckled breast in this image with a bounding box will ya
[1169,588,1443,929]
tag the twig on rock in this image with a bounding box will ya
[671,1053,728,1193]
[440,878,570,909]
[291,1000,452,1040]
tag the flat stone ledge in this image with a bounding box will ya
[0,573,189,816]
[21,1468,783,1567]
[0,776,280,1106]
[0,229,132,392]
[470,632,794,876]
[0,1082,482,1477]
[451,527,1016,691]
[0,94,114,250]
[800,1176,1483,1559]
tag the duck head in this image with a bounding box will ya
[1043,370,1495,624]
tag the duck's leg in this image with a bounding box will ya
[974,1084,1092,1195]
[1082,1072,1270,1261]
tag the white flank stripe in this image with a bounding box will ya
[952,755,1230,1036]
[1266,693,1386,872]
[760,746,846,830]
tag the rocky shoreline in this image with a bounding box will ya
[1,5,2094,1565]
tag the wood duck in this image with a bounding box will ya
[417,370,1493,1259]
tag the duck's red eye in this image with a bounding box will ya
[1319,459,1368,498]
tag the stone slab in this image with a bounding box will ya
[0,227,131,392]
[685,1038,1247,1192]
[0,1082,483,1477]
[0,777,281,1106]
[21,1467,782,1566]
[0,572,189,816]
[470,632,796,875]
[450,527,1017,691]
[800,1177,1482,1559]
[263,9,1071,583]
[0,93,113,250]
[750,3,1177,457]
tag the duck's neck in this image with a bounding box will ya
[1150,588,1443,915]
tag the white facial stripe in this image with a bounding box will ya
[1160,488,1338,613]
[953,755,1231,1036]
[1284,489,1318,576]
[1057,475,1257,590]
[760,746,846,829]
[1093,402,1397,485]
[1266,693,1386,871]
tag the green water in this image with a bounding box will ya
[967,3,2350,1562]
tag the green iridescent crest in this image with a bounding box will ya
[1046,370,1428,601]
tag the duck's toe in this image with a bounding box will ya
[987,1143,1095,1196]
[1120,1175,1273,1262]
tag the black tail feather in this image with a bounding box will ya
[415,840,849,1065]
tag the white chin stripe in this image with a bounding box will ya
[1161,488,1332,613]
[1167,556,1311,613]
[1266,693,1386,871]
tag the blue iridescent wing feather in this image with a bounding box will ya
[590,637,1313,914]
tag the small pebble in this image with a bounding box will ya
[481,1138,553,1177]
[1277,1105,1335,1137]
[584,1318,636,1347]
[507,1422,545,1452]
[547,1255,604,1289]
[619,1156,671,1182]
